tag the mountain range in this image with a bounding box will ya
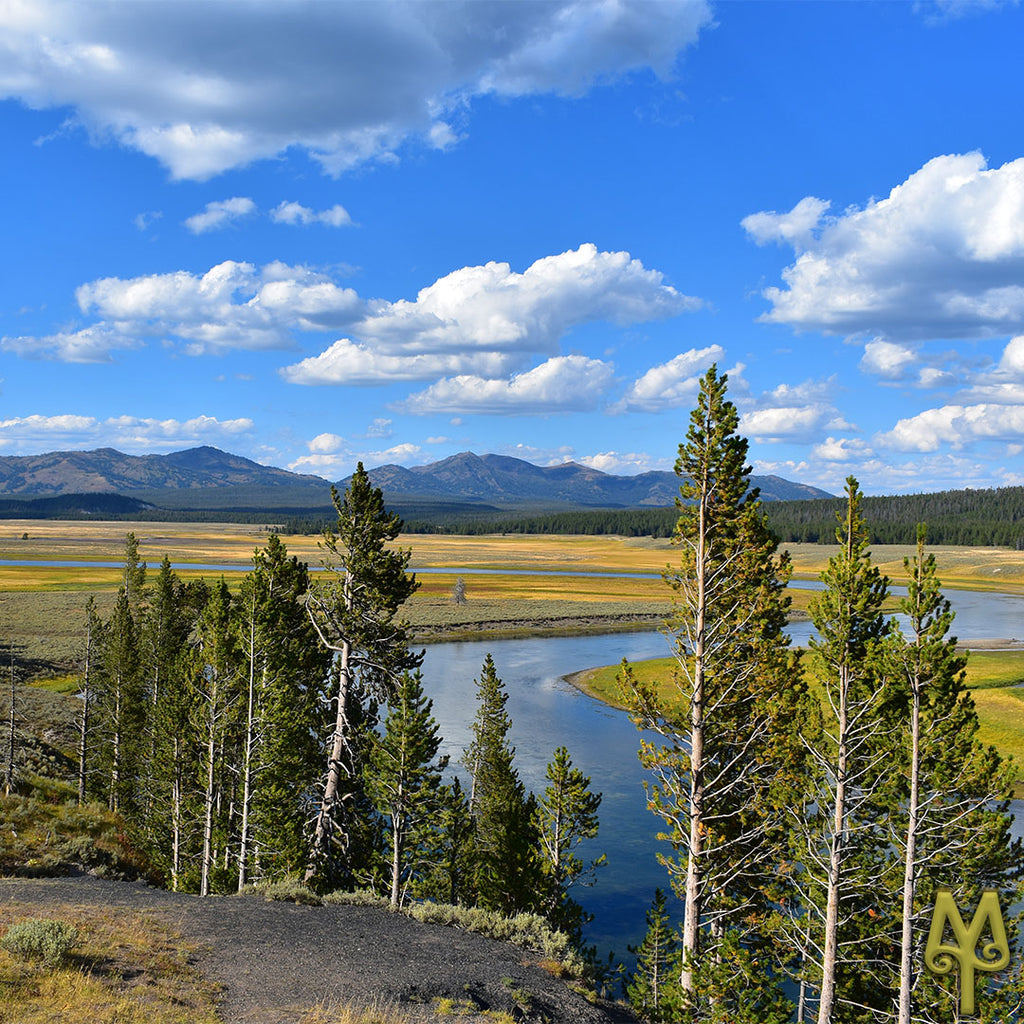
[0,446,832,511]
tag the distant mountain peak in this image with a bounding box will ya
[0,445,833,508]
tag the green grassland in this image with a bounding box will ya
[570,649,1024,783]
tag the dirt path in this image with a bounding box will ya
[1,874,632,1024]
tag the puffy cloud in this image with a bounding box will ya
[366,418,393,439]
[751,153,1024,339]
[280,339,515,385]
[283,244,695,383]
[352,244,696,354]
[271,201,352,227]
[0,413,97,437]
[402,355,615,415]
[741,196,830,252]
[616,344,724,411]
[184,196,256,234]
[288,436,426,476]
[0,1,712,179]
[1,324,140,362]
[811,436,875,462]
[577,451,669,473]
[740,405,833,441]
[737,375,850,442]
[1000,334,1024,373]
[880,403,1024,451]
[9,261,364,359]
[16,245,690,365]
[0,412,252,452]
[860,340,919,380]
[308,432,345,454]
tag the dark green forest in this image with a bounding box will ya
[3,485,1024,549]
[398,485,1024,547]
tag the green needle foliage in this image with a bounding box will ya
[366,670,448,908]
[535,745,604,941]
[463,654,543,916]
[305,463,422,888]
[627,888,681,1022]
[883,526,1023,1023]
[620,365,797,1020]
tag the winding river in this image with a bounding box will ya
[418,586,1024,962]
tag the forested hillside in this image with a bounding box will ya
[391,486,1024,547]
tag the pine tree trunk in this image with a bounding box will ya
[5,649,14,796]
[110,682,122,812]
[237,613,257,893]
[897,683,921,1024]
[171,738,182,892]
[78,616,93,805]
[390,807,403,908]
[817,666,849,1024]
[307,572,355,881]
[200,673,218,897]
[680,478,708,998]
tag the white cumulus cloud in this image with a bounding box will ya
[283,244,696,384]
[880,403,1024,451]
[0,412,252,453]
[271,201,352,227]
[750,152,1024,340]
[577,451,669,474]
[616,344,725,412]
[811,436,875,462]
[740,405,833,442]
[0,0,712,179]
[184,196,256,234]
[741,196,830,252]
[402,355,615,415]
[12,245,692,365]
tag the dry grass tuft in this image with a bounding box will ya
[0,901,221,1024]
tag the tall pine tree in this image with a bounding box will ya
[305,465,421,887]
[365,670,448,908]
[788,478,894,1024]
[463,654,542,915]
[620,365,797,1018]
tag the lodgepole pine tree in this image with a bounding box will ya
[413,776,476,906]
[789,477,894,1024]
[187,581,239,897]
[98,587,143,813]
[365,670,448,908]
[76,597,103,806]
[620,365,797,1017]
[886,526,1023,1022]
[462,654,542,915]
[535,745,604,939]
[305,465,421,887]
[628,888,681,1022]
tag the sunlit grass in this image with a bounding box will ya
[0,899,220,1024]
[575,648,1024,780]
[962,650,1024,689]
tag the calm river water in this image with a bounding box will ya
[419,587,1024,963]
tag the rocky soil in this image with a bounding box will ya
[0,874,635,1024]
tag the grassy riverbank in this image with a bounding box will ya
[8,523,1020,665]
[568,649,1024,786]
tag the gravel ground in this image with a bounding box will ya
[0,874,634,1024]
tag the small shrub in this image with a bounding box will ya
[1,917,79,967]
[322,889,391,909]
[255,877,322,905]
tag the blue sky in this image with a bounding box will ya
[2,0,1024,496]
